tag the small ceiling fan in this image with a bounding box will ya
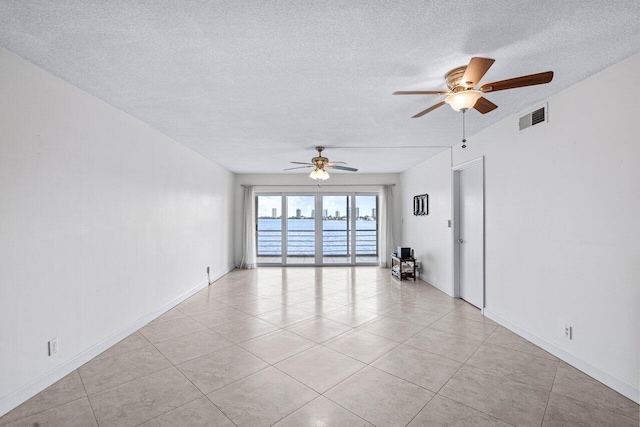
[394,57,554,117]
[284,146,358,180]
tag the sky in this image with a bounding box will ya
[257,195,376,218]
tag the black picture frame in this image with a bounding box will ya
[413,194,428,216]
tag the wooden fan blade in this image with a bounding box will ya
[290,161,312,165]
[412,101,446,118]
[473,97,498,114]
[283,166,314,171]
[326,162,347,166]
[328,165,358,172]
[461,57,495,88]
[393,90,449,95]
[480,71,554,93]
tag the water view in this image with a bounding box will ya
[258,218,377,256]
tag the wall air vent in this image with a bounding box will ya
[519,104,548,131]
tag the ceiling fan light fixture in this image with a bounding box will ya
[317,169,329,180]
[309,168,329,180]
[444,90,483,111]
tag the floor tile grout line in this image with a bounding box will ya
[204,392,238,426]
[545,390,640,423]
[422,340,489,420]
[435,338,484,394]
[462,353,559,394]
[270,348,365,394]
[139,317,212,345]
[166,339,237,367]
[439,342,542,427]
[403,394,435,426]
[356,320,428,343]
[362,362,443,396]
[156,368,237,427]
[319,329,399,362]
[433,394,518,427]
[254,313,323,330]
[269,394,372,427]
[481,339,559,362]
[131,395,206,427]
[320,384,388,426]
[401,338,481,366]
[539,364,560,427]
[283,323,355,346]
[206,356,321,425]
[236,331,318,365]
[78,345,175,397]
[86,340,153,365]
[81,365,180,400]
[0,395,92,427]
[75,369,101,426]
[265,395,322,427]
[428,324,497,343]
[198,359,273,397]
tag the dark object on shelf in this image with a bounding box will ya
[413,194,428,215]
[397,247,411,258]
[391,254,416,281]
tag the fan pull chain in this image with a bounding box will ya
[461,109,467,149]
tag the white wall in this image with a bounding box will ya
[399,53,640,401]
[400,149,453,294]
[234,173,401,265]
[0,48,236,415]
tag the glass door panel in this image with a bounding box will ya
[256,195,282,264]
[355,195,378,264]
[286,195,315,264]
[257,193,379,266]
[322,195,351,264]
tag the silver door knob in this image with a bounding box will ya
[457,239,464,244]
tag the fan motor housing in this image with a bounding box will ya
[312,156,328,166]
[445,66,468,91]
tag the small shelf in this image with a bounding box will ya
[391,254,416,281]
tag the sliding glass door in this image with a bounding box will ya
[322,195,351,264]
[256,193,378,266]
[286,195,316,264]
[256,195,282,265]
[355,195,378,264]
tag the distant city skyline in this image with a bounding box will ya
[257,195,376,218]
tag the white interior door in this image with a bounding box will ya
[454,158,484,308]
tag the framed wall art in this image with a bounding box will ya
[413,194,428,216]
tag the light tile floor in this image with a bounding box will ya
[1,267,638,426]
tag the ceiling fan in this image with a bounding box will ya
[394,57,554,117]
[284,146,358,180]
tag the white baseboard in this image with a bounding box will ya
[483,308,639,404]
[0,265,235,417]
[417,271,455,298]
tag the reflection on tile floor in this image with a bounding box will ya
[1,267,638,426]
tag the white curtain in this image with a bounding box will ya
[379,184,396,268]
[239,186,257,269]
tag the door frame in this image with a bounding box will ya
[319,193,354,265]
[452,157,485,311]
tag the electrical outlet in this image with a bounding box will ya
[564,324,572,340]
[48,338,58,355]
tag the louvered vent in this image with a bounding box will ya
[519,105,547,131]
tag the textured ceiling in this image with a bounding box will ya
[1,1,639,173]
